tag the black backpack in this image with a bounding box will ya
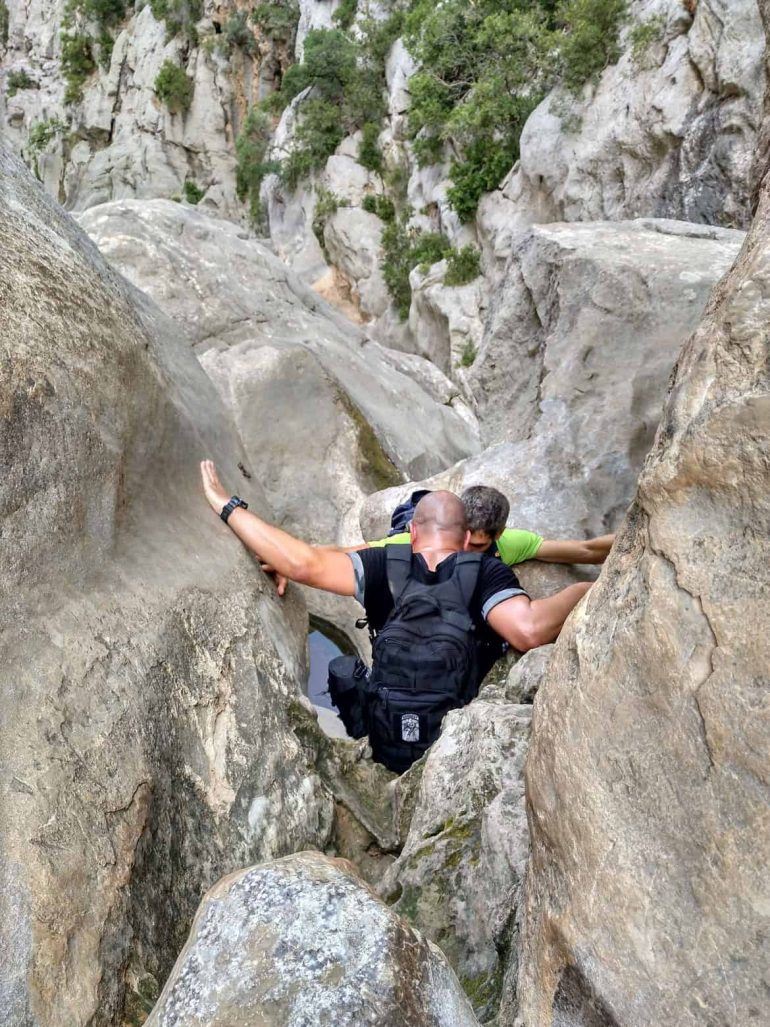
[366,544,482,773]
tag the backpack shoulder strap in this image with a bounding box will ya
[385,543,413,605]
[452,552,483,609]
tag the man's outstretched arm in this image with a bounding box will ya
[201,461,355,596]
[486,582,591,652]
[535,534,614,565]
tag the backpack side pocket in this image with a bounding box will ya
[327,655,369,739]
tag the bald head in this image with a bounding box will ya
[411,490,468,551]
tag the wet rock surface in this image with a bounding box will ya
[146,851,480,1027]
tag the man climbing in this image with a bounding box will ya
[263,485,614,598]
[201,461,591,772]
[369,485,615,569]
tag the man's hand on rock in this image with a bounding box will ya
[261,562,289,597]
[200,460,230,514]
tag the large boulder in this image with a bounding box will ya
[479,0,766,261]
[146,851,480,1026]
[362,220,744,598]
[379,652,550,1021]
[0,148,337,1023]
[323,205,391,320]
[77,199,480,545]
[511,152,770,1025]
[469,219,745,449]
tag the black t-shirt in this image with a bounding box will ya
[349,547,528,642]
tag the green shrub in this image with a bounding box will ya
[444,245,481,287]
[447,140,518,224]
[235,106,279,224]
[61,32,96,103]
[628,14,666,69]
[149,0,202,42]
[412,231,452,270]
[0,1,9,49]
[7,69,38,96]
[80,0,127,28]
[381,218,451,320]
[555,0,628,91]
[183,179,205,204]
[27,117,66,178]
[332,0,357,31]
[403,1,554,217]
[251,0,299,43]
[96,28,115,69]
[459,340,478,367]
[58,0,128,84]
[282,97,346,189]
[402,0,627,220]
[267,20,395,189]
[224,10,256,55]
[381,218,414,320]
[28,117,66,153]
[312,187,344,256]
[154,59,194,114]
[358,121,382,173]
[280,28,358,105]
[383,160,409,201]
[359,9,404,67]
[362,193,395,222]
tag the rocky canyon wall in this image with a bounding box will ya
[511,140,770,1027]
[0,145,333,1024]
[2,1,768,1024]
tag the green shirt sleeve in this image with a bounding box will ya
[495,528,543,566]
[366,532,411,548]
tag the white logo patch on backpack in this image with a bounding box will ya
[401,713,420,743]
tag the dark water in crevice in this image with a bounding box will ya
[305,617,356,711]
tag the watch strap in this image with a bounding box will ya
[220,496,248,523]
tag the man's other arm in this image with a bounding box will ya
[486,583,591,652]
[535,534,615,565]
[201,461,355,596]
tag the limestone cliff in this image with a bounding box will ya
[0,0,292,214]
[511,127,770,1027]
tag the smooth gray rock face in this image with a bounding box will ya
[470,219,746,450]
[77,199,479,543]
[146,851,480,1027]
[512,165,770,1026]
[362,220,744,600]
[379,653,550,1021]
[0,147,333,1025]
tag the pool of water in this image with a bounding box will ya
[306,629,342,711]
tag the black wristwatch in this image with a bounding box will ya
[220,495,248,523]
